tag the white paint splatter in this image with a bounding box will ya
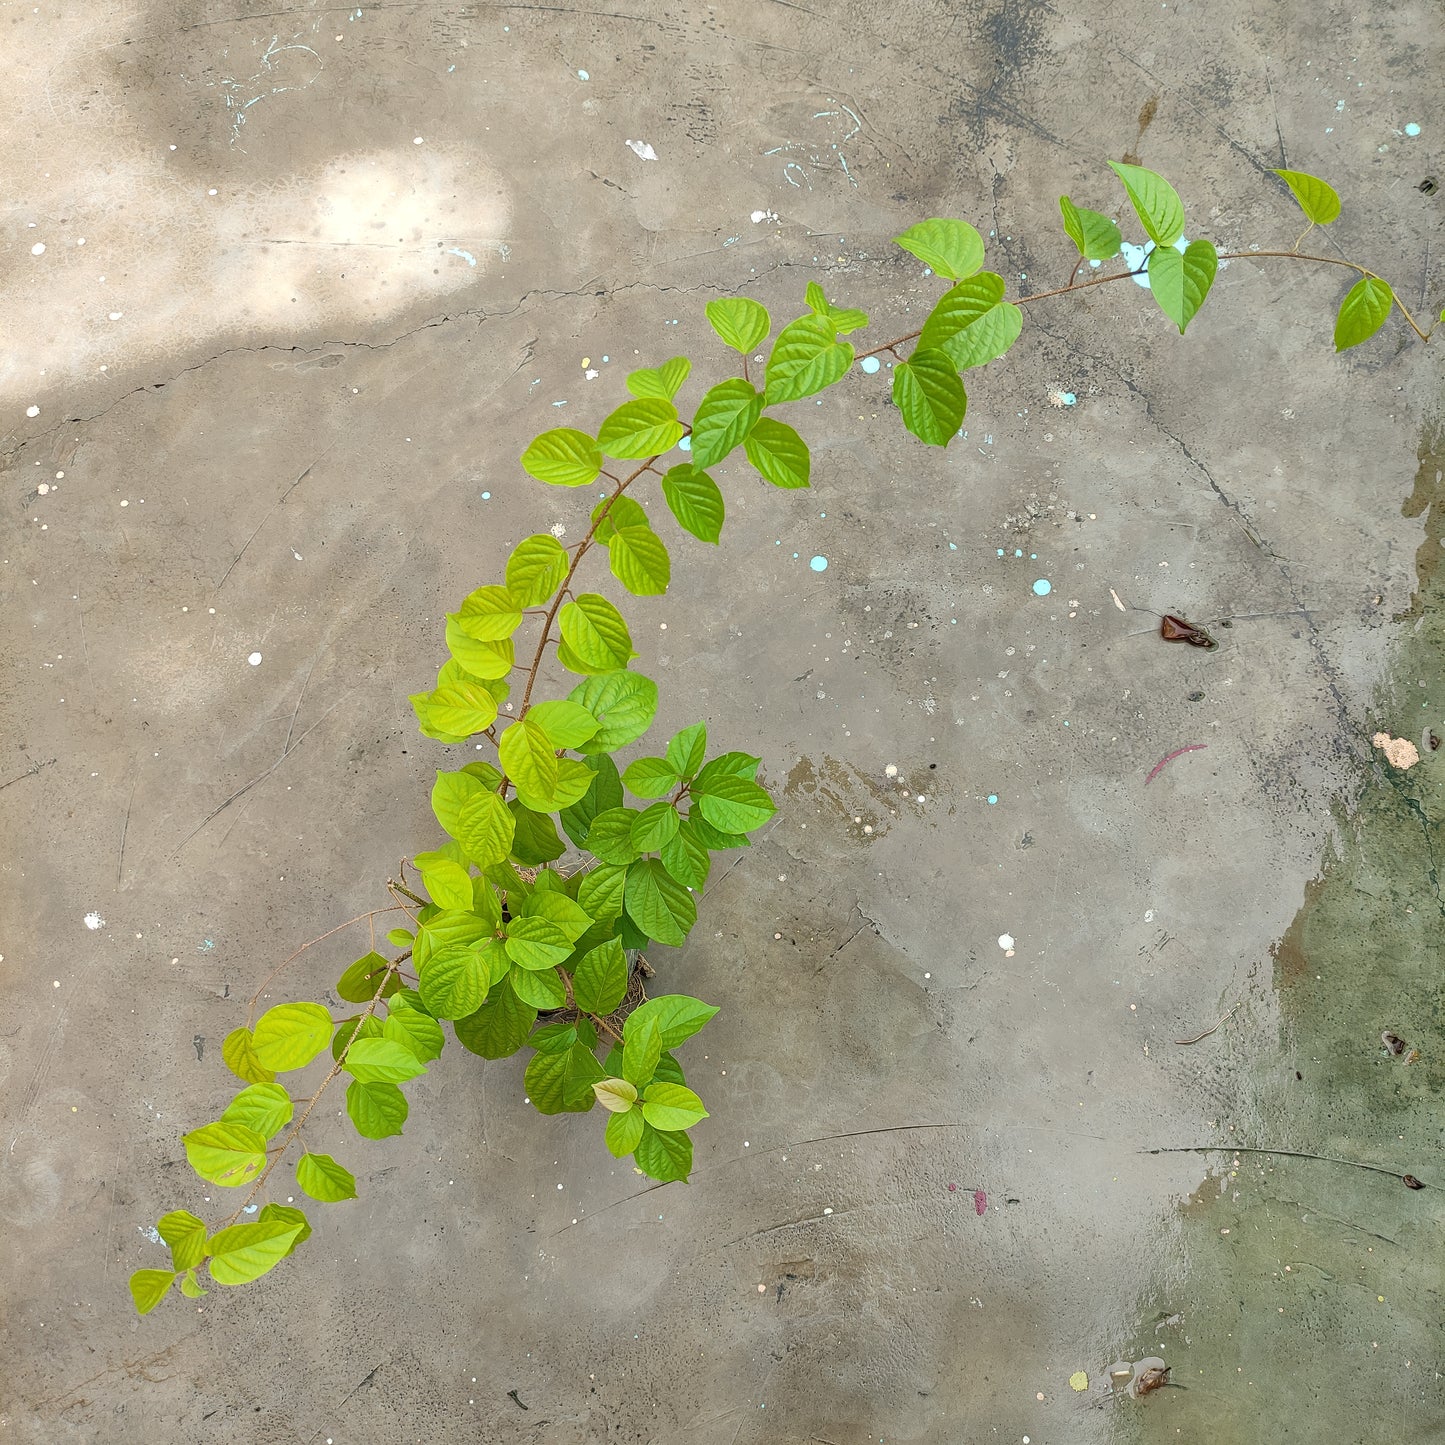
[549,523,566,538]
[138,1224,161,1243]
[31,242,45,256]
[884,764,898,778]
[84,912,105,930]
[997,933,1014,950]
[248,651,263,666]
[26,405,40,417]
[625,139,658,161]
[1120,234,1187,290]
[577,69,590,80]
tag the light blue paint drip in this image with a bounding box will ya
[578,69,590,80]
[997,548,1005,556]
[810,555,828,571]
[859,356,881,374]
[447,247,477,266]
[1405,122,1421,136]
[986,794,998,805]
[679,435,691,451]
[1014,549,1023,558]
[1061,392,1077,406]
[948,542,957,550]
[1120,234,1187,290]
[793,552,799,559]
[481,491,491,500]
[1032,578,1052,595]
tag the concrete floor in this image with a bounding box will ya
[3,2,1442,1440]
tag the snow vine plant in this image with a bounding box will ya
[133,161,1435,1312]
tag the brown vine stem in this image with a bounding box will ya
[222,959,404,1227]
[247,906,407,1020]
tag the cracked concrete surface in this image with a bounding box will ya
[3,2,1443,1441]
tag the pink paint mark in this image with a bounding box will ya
[947,1182,958,1192]
[1145,742,1208,785]
[974,1189,987,1216]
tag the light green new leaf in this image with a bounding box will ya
[252,1003,332,1073]
[558,594,634,674]
[1334,276,1394,351]
[594,1077,638,1113]
[626,993,719,1048]
[527,698,601,748]
[624,858,697,946]
[598,398,684,459]
[893,218,985,279]
[418,857,474,910]
[743,416,811,489]
[572,936,629,1012]
[608,522,671,597]
[705,296,770,354]
[641,1081,708,1131]
[509,963,567,1010]
[764,315,853,405]
[413,905,491,970]
[179,1270,208,1299]
[221,1026,275,1085]
[1273,168,1341,226]
[666,721,707,779]
[206,1220,304,1286]
[1146,238,1218,334]
[337,950,401,1004]
[626,355,691,401]
[631,801,680,852]
[418,942,490,1018]
[444,622,513,681]
[804,281,869,333]
[634,1121,693,1182]
[918,272,1005,350]
[605,1105,646,1158]
[893,349,967,447]
[129,1269,175,1315]
[691,773,775,833]
[622,756,679,800]
[521,427,603,487]
[345,1078,409,1138]
[383,1006,445,1063]
[1058,195,1122,260]
[692,751,759,787]
[258,1202,311,1254]
[182,1122,267,1187]
[433,772,514,866]
[569,671,658,753]
[331,1014,383,1061]
[452,977,536,1059]
[295,1151,359,1203]
[345,1037,428,1084]
[409,678,500,744]
[944,301,1022,370]
[690,379,763,469]
[1108,161,1185,245]
[449,585,524,642]
[660,464,724,543]
[592,492,649,541]
[505,534,569,607]
[157,1210,208,1272]
[499,718,559,811]
[220,1083,293,1140]
[523,888,594,938]
[621,1013,663,1088]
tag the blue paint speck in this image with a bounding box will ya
[578,69,590,80]
[948,542,957,551]
[1404,122,1421,136]
[1014,549,1023,558]
[1061,392,1077,406]
[986,794,998,805]
[810,555,828,572]
[1032,578,1052,596]
[679,435,691,451]
[997,548,1005,557]
[859,356,881,375]
[481,491,491,500]
[447,247,478,267]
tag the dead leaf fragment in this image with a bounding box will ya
[1372,732,1420,769]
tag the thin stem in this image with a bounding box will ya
[1067,255,1087,288]
[589,1011,625,1048]
[388,879,427,908]
[247,907,406,1018]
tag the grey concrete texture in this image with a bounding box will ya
[2,1,1442,1440]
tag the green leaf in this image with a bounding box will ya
[345,1037,428,1084]
[1334,275,1394,351]
[660,819,710,892]
[743,416,811,489]
[687,814,750,850]
[252,1003,332,1073]
[705,296,770,354]
[943,301,1022,370]
[525,1040,605,1113]
[689,379,763,469]
[621,1014,663,1088]
[594,1077,638,1113]
[182,1122,268,1187]
[577,861,628,921]
[296,1152,359,1203]
[431,770,515,866]
[345,1078,409,1138]
[693,750,760,787]
[386,927,414,947]
[691,773,775,833]
[508,801,566,865]
[523,889,593,939]
[527,698,601,749]
[498,718,558,811]
[221,1026,275,1085]
[1108,161,1185,246]
[336,951,401,1005]
[572,936,629,1012]
[660,464,724,544]
[569,671,658,753]
[179,1270,208,1299]
[206,1220,304,1286]
[605,1106,646,1157]
[598,398,684,459]
[220,1083,293,1140]
[156,1210,208,1272]
[641,1081,708,1131]
[410,677,501,744]
[591,493,648,543]
[1273,168,1341,226]
[449,585,524,642]
[666,722,707,779]
[893,349,967,447]
[505,917,574,971]
[521,427,603,487]
[331,1013,383,1061]
[1058,195,1122,260]
[129,1269,175,1316]
[257,1202,311,1254]
[893,218,986,279]
[383,1006,445,1063]
[1147,238,1218,334]
[509,963,567,1010]
[506,534,569,607]
[626,993,719,1048]
[413,906,491,970]
[634,1122,693,1182]
[558,594,634,674]
[453,977,537,1059]
[624,858,697,946]
[608,521,671,597]
[622,756,680,800]
[417,856,474,909]
[444,622,513,681]
[626,355,691,401]
[804,281,869,333]
[418,943,490,1018]
[764,315,854,405]
[918,272,1006,352]
[559,753,624,848]
[530,1020,578,1053]
[631,801,680,852]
